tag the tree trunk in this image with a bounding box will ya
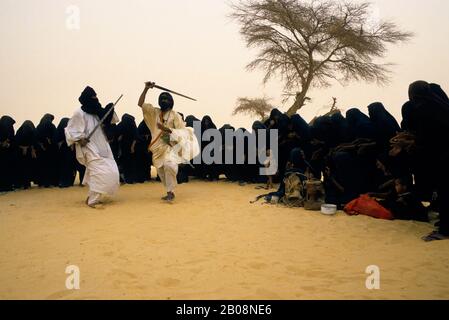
[286,73,313,116]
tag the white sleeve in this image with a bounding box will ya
[174,112,186,129]
[65,110,86,146]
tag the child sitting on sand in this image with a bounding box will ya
[377,176,428,222]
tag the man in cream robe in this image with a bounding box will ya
[65,86,120,208]
[138,82,199,202]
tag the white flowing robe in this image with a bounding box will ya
[65,108,120,196]
[142,103,199,168]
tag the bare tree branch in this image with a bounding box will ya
[230,0,413,116]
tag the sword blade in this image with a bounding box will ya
[153,84,197,101]
[87,94,123,140]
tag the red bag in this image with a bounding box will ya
[344,194,393,220]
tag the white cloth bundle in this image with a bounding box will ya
[168,127,200,164]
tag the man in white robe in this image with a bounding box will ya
[65,86,120,208]
[138,82,199,202]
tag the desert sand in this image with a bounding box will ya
[1,180,449,300]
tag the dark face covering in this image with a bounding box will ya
[79,86,102,115]
[159,92,174,112]
[79,86,115,125]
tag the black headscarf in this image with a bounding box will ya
[79,86,102,114]
[55,118,70,144]
[346,108,376,141]
[266,108,290,137]
[36,113,56,143]
[404,81,449,149]
[159,92,174,112]
[252,121,266,131]
[310,115,334,145]
[118,114,138,140]
[79,86,115,124]
[330,112,350,144]
[0,116,16,142]
[201,115,217,132]
[185,115,200,128]
[219,124,235,140]
[430,83,449,102]
[368,102,401,145]
[290,114,311,142]
[15,120,37,146]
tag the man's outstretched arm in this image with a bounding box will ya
[138,82,155,108]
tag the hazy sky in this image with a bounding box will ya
[1,0,448,129]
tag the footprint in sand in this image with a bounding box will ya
[157,278,181,287]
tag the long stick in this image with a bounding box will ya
[87,94,123,140]
[149,83,197,101]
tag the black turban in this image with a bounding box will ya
[159,92,174,112]
[79,86,102,115]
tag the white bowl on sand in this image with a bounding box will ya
[321,204,337,215]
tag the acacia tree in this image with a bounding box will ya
[231,0,413,116]
[233,97,273,120]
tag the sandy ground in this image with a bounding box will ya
[1,180,449,300]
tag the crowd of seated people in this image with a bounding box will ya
[1,80,448,239]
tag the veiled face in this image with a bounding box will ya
[159,94,174,111]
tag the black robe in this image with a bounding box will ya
[199,116,219,181]
[35,114,58,187]
[401,81,449,235]
[14,120,38,189]
[135,121,152,183]
[117,114,138,184]
[0,116,17,192]
[219,124,238,181]
[55,118,77,188]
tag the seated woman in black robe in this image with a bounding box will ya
[15,120,38,189]
[35,114,58,187]
[0,116,17,192]
[324,144,377,208]
[55,118,77,188]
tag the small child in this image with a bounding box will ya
[264,149,275,190]
[380,176,428,222]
